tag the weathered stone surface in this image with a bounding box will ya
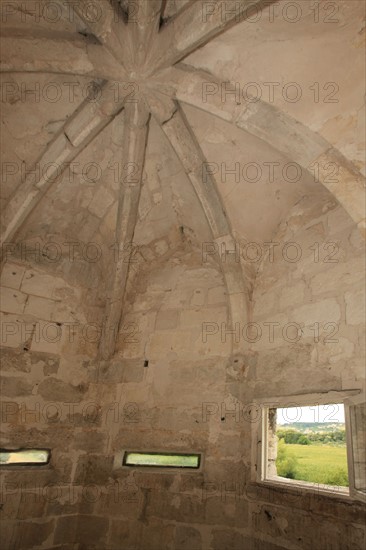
[97,358,145,383]
[291,298,341,326]
[345,290,365,325]
[211,528,252,550]
[74,455,114,485]
[108,519,131,547]
[37,377,87,402]
[155,308,180,330]
[24,295,56,321]
[0,263,26,290]
[10,519,55,549]
[0,4,365,550]
[0,375,33,397]
[0,287,27,314]
[176,525,202,550]
[0,348,31,373]
[20,270,68,300]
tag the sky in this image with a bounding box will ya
[277,404,345,424]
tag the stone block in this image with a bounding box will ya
[42,355,60,376]
[279,281,306,311]
[77,515,110,546]
[16,495,47,519]
[0,486,22,520]
[70,429,106,453]
[190,288,205,306]
[0,312,34,349]
[146,491,205,523]
[191,326,231,357]
[52,300,78,323]
[54,515,78,544]
[205,494,249,528]
[140,522,175,550]
[37,377,87,403]
[21,269,66,300]
[291,298,341,327]
[0,348,31,373]
[0,375,33,397]
[155,309,180,330]
[24,295,56,321]
[1,400,20,425]
[11,519,55,549]
[310,259,364,295]
[345,290,365,325]
[88,187,114,219]
[108,519,131,548]
[317,337,355,365]
[0,286,27,314]
[147,330,192,359]
[176,525,202,550]
[208,286,226,305]
[180,307,227,328]
[95,488,143,520]
[0,263,25,290]
[30,320,63,354]
[74,455,114,485]
[98,358,145,384]
[211,528,252,550]
[154,239,169,256]
[253,291,277,319]
[47,492,93,517]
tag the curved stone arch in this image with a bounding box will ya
[158,64,365,235]
[150,101,249,356]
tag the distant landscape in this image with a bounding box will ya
[278,421,345,432]
[275,422,348,486]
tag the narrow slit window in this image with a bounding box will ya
[123,452,200,468]
[0,449,50,465]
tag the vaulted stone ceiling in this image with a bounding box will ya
[1,0,365,359]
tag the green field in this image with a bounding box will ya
[276,442,348,486]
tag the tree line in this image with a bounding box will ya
[277,428,346,446]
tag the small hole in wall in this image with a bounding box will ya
[221,417,225,422]
[264,510,274,521]
[144,360,149,368]
[23,347,29,352]
[56,323,62,327]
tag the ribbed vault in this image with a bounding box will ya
[1,0,365,361]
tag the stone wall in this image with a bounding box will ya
[0,258,104,549]
[251,196,365,395]
[87,198,364,550]
[1,199,365,550]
